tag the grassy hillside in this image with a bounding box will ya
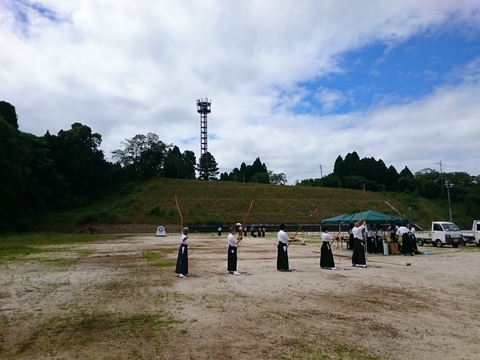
[37,178,473,233]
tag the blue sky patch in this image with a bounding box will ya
[291,30,480,115]
[12,0,60,26]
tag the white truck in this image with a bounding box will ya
[461,220,480,247]
[415,221,465,248]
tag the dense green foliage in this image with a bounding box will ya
[297,151,480,220]
[1,101,480,233]
[197,151,219,180]
[219,157,270,183]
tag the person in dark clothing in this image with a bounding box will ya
[175,227,189,278]
[227,226,242,275]
[376,225,384,254]
[409,224,420,254]
[320,229,338,270]
[397,225,414,256]
[348,224,354,251]
[352,221,367,267]
[366,226,376,254]
[277,224,293,271]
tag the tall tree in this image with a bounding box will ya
[163,146,196,179]
[197,152,219,180]
[343,152,361,176]
[45,123,112,205]
[163,146,183,179]
[0,116,24,230]
[415,168,441,198]
[0,101,18,129]
[223,158,268,183]
[112,133,167,180]
[398,166,417,193]
[269,171,287,185]
[182,150,196,179]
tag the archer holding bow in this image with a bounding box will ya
[277,224,297,272]
[320,228,339,270]
[227,226,243,275]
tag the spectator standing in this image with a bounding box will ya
[366,226,376,254]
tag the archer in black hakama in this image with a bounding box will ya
[348,228,354,250]
[320,241,335,268]
[277,242,289,271]
[277,224,291,271]
[401,232,413,255]
[366,234,376,254]
[320,229,336,269]
[375,228,384,254]
[227,245,238,272]
[175,244,188,276]
[351,221,367,267]
[352,239,366,265]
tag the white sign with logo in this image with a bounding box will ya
[156,226,167,237]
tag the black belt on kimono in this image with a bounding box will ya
[278,241,287,244]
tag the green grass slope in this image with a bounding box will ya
[37,178,471,233]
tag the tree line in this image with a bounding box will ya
[296,151,480,216]
[2,100,479,231]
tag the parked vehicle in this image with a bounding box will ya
[461,220,480,247]
[416,221,465,248]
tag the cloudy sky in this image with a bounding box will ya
[1,0,480,183]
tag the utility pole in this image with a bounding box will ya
[438,160,444,194]
[319,164,323,178]
[445,180,453,222]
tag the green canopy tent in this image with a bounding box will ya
[320,213,353,225]
[321,210,409,226]
[347,210,409,225]
[320,213,357,233]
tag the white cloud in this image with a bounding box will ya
[315,87,347,113]
[1,0,480,183]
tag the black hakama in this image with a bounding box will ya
[402,232,413,255]
[227,245,238,272]
[376,235,384,254]
[320,241,335,268]
[277,242,289,271]
[175,244,188,275]
[366,236,376,254]
[410,234,420,254]
[352,238,366,265]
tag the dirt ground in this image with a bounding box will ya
[1,232,479,360]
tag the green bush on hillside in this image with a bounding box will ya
[146,206,165,217]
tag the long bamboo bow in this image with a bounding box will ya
[288,207,319,247]
[241,200,254,233]
[174,195,183,233]
[237,200,254,253]
[360,184,366,221]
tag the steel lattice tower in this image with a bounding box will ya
[196,97,211,179]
